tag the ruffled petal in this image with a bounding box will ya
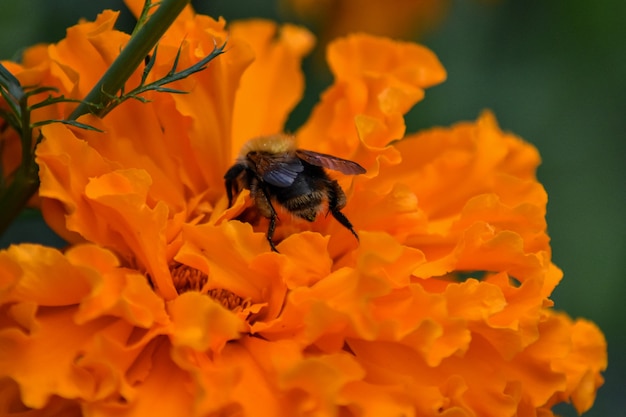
[83,341,196,417]
[297,33,446,166]
[230,20,315,153]
[48,10,128,99]
[548,314,607,414]
[36,123,177,299]
[0,244,167,411]
[168,291,246,352]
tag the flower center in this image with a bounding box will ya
[171,262,208,293]
[170,263,251,313]
[206,288,252,313]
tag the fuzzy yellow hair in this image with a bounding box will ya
[239,134,297,157]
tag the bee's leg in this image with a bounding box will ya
[251,182,281,252]
[328,180,359,241]
[330,208,359,241]
[267,214,279,252]
[224,164,246,207]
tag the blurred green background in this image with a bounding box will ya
[0,1,623,416]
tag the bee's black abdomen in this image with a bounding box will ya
[271,164,328,222]
[223,138,364,252]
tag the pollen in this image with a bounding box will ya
[170,262,251,312]
[206,288,252,313]
[170,262,208,293]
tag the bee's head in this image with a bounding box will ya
[239,134,297,158]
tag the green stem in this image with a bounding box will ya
[19,94,33,167]
[0,160,39,236]
[69,0,191,120]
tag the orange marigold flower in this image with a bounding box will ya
[0,1,606,416]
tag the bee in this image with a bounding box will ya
[224,134,366,252]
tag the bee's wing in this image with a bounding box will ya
[257,156,304,187]
[296,149,366,175]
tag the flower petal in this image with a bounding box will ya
[298,33,446,164]
[83,341,196,417]
[48,10,128,98]
[549,314,607,414]
[168,291,246,352]
[0,244,171,411]
[230,20,314,153]
[0,244,90,306]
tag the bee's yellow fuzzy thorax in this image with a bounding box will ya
[240,134,297,157]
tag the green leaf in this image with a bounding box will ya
[28,95,85,111]
[98,40,226,117]
[141,44,158,85]
[128,95,151,103]
[31,119,103,132]
[0,62,23,102]
[152,87,187,94]
[0,108,20,132]
[23,86,60,97]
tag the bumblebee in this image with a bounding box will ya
[224,134,366,251]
